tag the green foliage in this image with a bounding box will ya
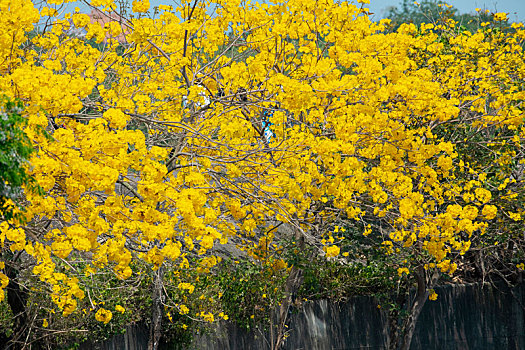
[216,258,287,330]
[385,0,499,32]
[299,224,398,300]
[385,0,458,27]
[0,297,14,338]
[300,258,397,300]
[0,96,36,221]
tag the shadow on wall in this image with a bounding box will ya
[83,281,525,350]
[78,323,148,350]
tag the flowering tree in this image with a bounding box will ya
[0,0,524,348]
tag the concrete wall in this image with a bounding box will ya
[85,281,525,350]
[411,282,525,350]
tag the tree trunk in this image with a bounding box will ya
[399,266,429,350]
[387,293,406,350]
[1,253,28,350]
[272,265,303,350]
[272,226,305,350]
[148,266,164,350]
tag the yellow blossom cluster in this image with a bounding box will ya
[95,308,113,324]
[0,0,524,326]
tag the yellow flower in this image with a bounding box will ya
[428,289,438,301]
[103,108,129,129]
[95,308,113,324]
[493,12,508,21]
[0,273,8,289]
[475,188,492,204]
[62,299,77,317]
[43,319,49,328]
[324,245,340,258]
[178,283,195,294]
[201,312,214,323]
[115,305,125,313]
[509,212,522,222]
[482,205,498,220]
[397,267,409,276]
[132,0,150,13]
[179,304,189,315]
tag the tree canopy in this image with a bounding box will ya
[0,0,524,349]
[385,0,506,32]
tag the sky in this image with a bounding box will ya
[365,0,525,22]
[69,0,525,23]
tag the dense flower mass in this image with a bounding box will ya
[0,0,524,347]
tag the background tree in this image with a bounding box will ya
[0,96,42,347]
[0,97,39,221]
[385,0,499,32]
